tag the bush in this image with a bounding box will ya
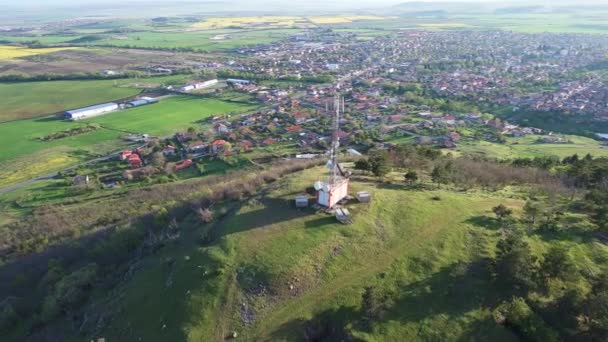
[494,297,559,342]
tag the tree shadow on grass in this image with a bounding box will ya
[265,260,510,341]
[465,215,501,231]
[211,196,324,239]
[266,306,365,342]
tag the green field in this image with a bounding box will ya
[84,95,256,136]
[0,95,255,188]
[454,135,608,159]
[86,29,301,50]
[0,75,189,122]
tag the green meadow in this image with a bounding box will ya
[454,135,608,159]
[0,75,189,122]
[84,95,257,136]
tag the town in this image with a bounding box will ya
[2,4,608,342]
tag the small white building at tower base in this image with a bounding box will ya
[314,178,349,208]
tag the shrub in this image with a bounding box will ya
[494,297,559,342]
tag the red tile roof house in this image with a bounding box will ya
[211,139,227,154]
[128,154,142,169]
[120,150,133,161]
[447,132,462,142]
[286,125,303,133]
[262,137,276,145]
[388,114,402,123]
[240,140,254,152]
[292,112,309,124]
[175,159,193,171]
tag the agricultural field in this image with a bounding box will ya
[0,75,188,122]
[191,15,392,30]
[0,46,77,60]
[86,29,301,50]
[0,48,186,77]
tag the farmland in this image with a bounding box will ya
[0,75,190,122]
[0,46,76,60]
[191,15,392,29]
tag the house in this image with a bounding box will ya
[128,154,142,169]
[286,125,302,133]
[187,140,208,153]
[215,123,230,135]
[292,112,309,124]
[175,159,193,171]
[119,150,133,161]
[262,137,276,145]
[240,140,254,152]
[446,132,462,142]
[162,145,177,156]
[176,132,198,143]
[388,114,401,123]
[72,175,90,186]
[211,139,227,154]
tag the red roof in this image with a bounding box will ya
[262,137,276,145]
[176,159,193,170]
[211,139,227,146]
[286,125,302,133]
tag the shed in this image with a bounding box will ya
[356,191,371,203]
[295,195,308,208]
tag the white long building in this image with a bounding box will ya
[65,102,119,120]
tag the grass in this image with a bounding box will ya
[83,95,257,136]
[99,167,526,341]
[0,76,189,122]
[454,135,608,159]
[0,45,76,60]
[86,29,301,51]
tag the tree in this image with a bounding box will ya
[361,286,388,330]
[187,126,197,134]
[584,274,608,340]
[522,201,540,229]
[493,204,513,223]
[404,170,418,184]
[368,150,391,178]
[590,205,608,232]
[354,159,370,172]
[541,246,578,282]
[495,231,538,293]
[431,165,449,188]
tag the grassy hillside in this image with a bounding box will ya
[98,167,526,341]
